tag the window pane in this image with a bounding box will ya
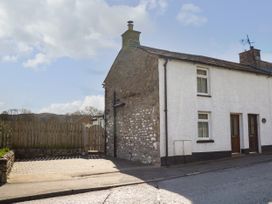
[231,116,239,138]
[198,122,203,138]
[249,117,256,135]
[197,77,208,93]
[201,78,208,93]
[198,113,208,120]
[197,77,201,93]
[233,117,239,136]
[231,117,235,137]
[198,122,209,138]
[197,69,207,76]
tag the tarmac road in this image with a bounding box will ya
[20,160,272,204]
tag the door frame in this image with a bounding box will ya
[230,113,242,154]
[247,114,261,153]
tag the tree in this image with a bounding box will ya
[84,106,103,116]
[1,108,32,115]
[70,106,103,116]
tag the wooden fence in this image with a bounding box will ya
[85,125,105,152]
[0,121,12,148]
[0,120,105,154]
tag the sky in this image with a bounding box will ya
[0,0,271,114]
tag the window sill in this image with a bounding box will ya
[197,94,211,97]
[197,139,214,143]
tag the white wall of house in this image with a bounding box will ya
[159,58,272,157]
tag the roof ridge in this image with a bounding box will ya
[139,45,271,76]
[140,45,241,65]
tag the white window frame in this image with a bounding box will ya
[197,67,210,96]
[197,112,211,140]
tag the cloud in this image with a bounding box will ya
[23,53,50,68]
[141,0,168,13]
[0,0,158,68]
[39,95,104,114]
[177,3,207,26]
[80,95,104,111]
[2,55,17,62]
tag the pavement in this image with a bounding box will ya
[8,155,147,183]
[1,153,272,203]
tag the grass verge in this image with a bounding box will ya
[0,147,10,158]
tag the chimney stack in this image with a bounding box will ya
[122,21,141,49]
[239,46,261,67]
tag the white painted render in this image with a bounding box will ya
[159,58,272,157]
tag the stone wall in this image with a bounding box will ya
[0,150,15,184]
[14,148,83,159]
[104,47,160,165]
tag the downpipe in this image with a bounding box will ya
[163,58,169,166]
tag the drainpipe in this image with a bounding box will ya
[112,91,125,158]
[104,84,107,155]
[104,112,107,155]
[163,58,169,166]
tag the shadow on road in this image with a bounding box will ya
[2,153,272,203]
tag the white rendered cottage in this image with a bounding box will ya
[104,21,272,165]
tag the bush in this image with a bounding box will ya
[0,147,10,158]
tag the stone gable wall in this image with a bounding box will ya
[104,48,160,165]
[0,150,15,184]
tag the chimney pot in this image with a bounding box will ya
[127,20,134,30]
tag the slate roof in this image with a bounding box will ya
[139,46,272,76]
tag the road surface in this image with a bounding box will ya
[20,160,272,204]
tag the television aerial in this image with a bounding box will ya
[240,35,254,49]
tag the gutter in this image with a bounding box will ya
[163,58,169,166]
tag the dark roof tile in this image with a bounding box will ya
[139,46,271,76]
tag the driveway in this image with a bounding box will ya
[8,155,146,183]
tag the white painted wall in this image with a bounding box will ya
[159,58,272,157]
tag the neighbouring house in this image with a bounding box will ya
[104,21,272,165]
[91,115,105,127]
